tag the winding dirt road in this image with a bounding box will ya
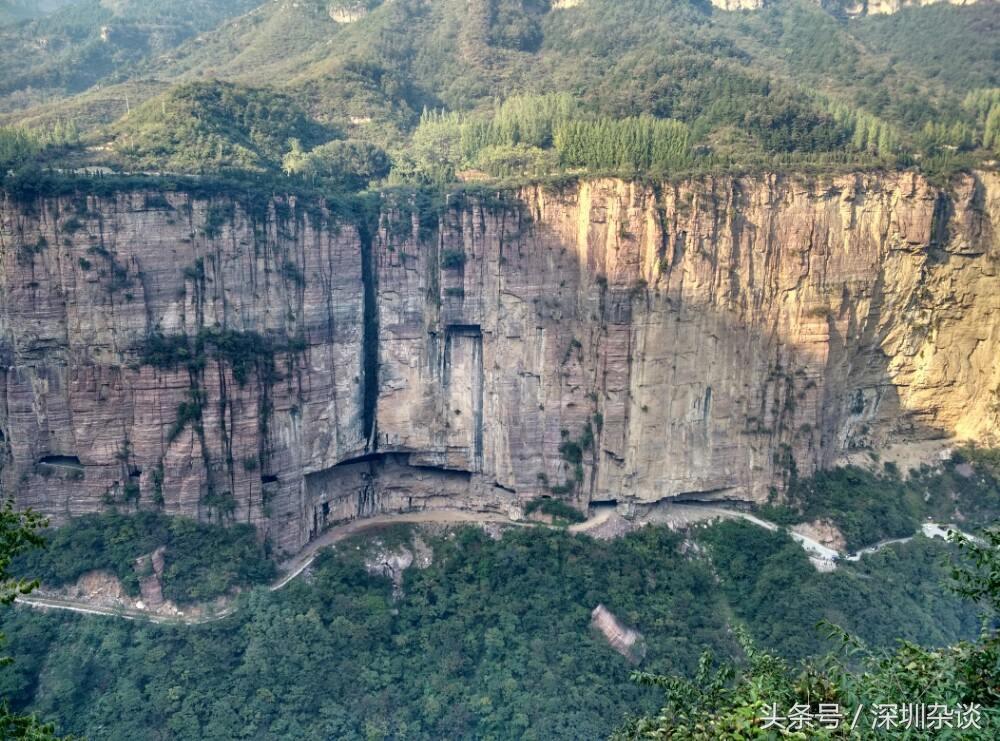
[13,505,978,626]
[15,510,531,625]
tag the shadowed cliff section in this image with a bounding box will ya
[0,172,998,553]
[358,213,380,452]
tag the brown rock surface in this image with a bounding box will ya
[792,520,848,552]
[2,172,999,553]
[591,604,645,663]
[135,546,167,609]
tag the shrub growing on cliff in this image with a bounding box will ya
[11,511,275,605]
[440,249,466,269]
[139,329,307,387]
[524,497,586,525]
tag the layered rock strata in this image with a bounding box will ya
[1,172,998,553]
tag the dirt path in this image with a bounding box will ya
[271,510,525,591]
[16,509,532,625]
[13,505,981,625]
[14,594,233,626]
[662,505,841,561]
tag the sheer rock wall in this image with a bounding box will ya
[1,172,998,553]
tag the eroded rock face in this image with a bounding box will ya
[711,0,990,13]
[327,1,379,24]
[2,172,999,553]
[840,0,986,16]
[709,0,765,10]
[591,604,645,663]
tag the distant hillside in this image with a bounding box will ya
[0,0,261,115]
[0,1,74,26]
[2,0,999,181]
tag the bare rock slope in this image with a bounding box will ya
[1,172,998,553]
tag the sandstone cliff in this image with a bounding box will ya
[1,172,998,553]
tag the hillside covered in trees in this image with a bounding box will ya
[1,2,999,739]
[0,518,988,739]
[0,1,997,185]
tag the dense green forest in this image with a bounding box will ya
[12,511,275,605]
[0,516,984,739]
[616,526,1000,739]
[0,1,74,27]
[0,1,260,112]
[0,1,998,185]
[758,447,1000,551]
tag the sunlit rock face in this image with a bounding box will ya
[709,0,765,10]
[711,0,989,13]
[852,0,985,15]
[2,171,999,553]
[327,1,380,24]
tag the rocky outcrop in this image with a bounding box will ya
[841,0,986,16]
[712,0,990,13]
[1,172,999,553]
[591,604,645,663]
[327,1,379,24]
[709,0,765,10]
[135,546,167,610]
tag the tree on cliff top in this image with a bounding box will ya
[0,500,61,740]
[614,527,1000,739]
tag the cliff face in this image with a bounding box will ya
[1,172,999,553]
[845,0,985,15]
[709,0,988,13]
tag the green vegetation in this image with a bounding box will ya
[401,100,692,182]
[439,248,466,269]
[700,521,980,661]
[114,81,334,173]
[0,123,79,172]
[616,525,1000,739]
[2,1,999,185]
[0,499,61,740]
[759,447,1000,551]
[523,496,586,525]
[0,517,984,738]
[0,128,42,172]
[282,138,390,188]
[140,328,307,386]
[549,422,595,493]
[0,2,74,27]
[11,511,275,605]
[0,1,261,113]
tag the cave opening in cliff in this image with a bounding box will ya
[37,455,83,468]
[445,324,483,337]
[321,451,474,478]
[35,455,85,478]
